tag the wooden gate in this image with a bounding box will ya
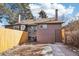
[55,29,62,42]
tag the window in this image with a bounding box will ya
[21,25,26,30]
[40,24,47,29]
[13,25,19,30]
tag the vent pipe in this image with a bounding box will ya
[55,9,58,21]
[18,14,21,23]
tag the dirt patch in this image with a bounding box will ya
[0,44,53,56]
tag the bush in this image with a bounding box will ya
[65,30,79,48]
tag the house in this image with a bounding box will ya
[20,9,63,43]
[19,18,63,43]
[4,9,64,43]
[4,19,63,43]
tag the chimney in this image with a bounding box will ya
[18,14,21,23]
[55,9,58,21]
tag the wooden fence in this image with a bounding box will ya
[61,29,65,43]
[0,28,28,53]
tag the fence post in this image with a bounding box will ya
[65,33,67,44]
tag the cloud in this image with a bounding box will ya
[71,12,79,21]
[29,3,75,19]
[65,6,74,15]
[29,4,41,18]
[75,13,79,17]
[51,3,74,17]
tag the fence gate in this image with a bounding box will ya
[55,29,62,42]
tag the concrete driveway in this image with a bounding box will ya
[50,43,78,56]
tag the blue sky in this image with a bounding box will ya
[61,3,79,25]
[62,3,79,15]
